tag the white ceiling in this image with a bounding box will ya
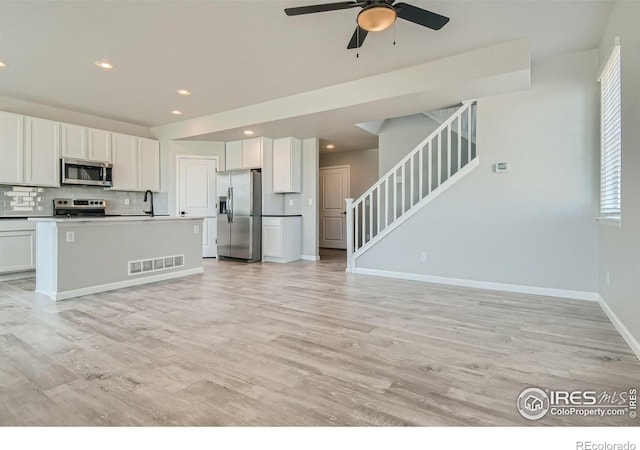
[0,0,613,151]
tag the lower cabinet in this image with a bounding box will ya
[262,216,301,263]
[0,221,36,279]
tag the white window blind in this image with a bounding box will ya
[599,42,621,219]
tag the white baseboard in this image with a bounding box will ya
[300,255,320,261]
[351,267,599,302]
[598,295,640,361]
[37,267,204,301]
[0,270,35,281]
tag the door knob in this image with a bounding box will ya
[181,211,187,216]
[341,211,347,215]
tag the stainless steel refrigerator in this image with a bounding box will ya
[216,169,261,262]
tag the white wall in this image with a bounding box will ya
[378,114,440,176]
[598,1,640,350]
[320,148,379,199]
[0,96,153,138]
[358,49,600,295]
[161,140,226,215]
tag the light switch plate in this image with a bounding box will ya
[66,231,75,243]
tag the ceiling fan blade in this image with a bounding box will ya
[285,1,359,16]
[394,2,449,30]
[347,26,369,49]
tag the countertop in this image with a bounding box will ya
[28,216,202,223]
[262,215,302,217]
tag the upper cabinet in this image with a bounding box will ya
[138,138,160,192]
[0,112,60,187]
[111,133,160,192]
[273,137,302,193]
[62,125,113,162]
[0,111,24,185]
[61,123,87,160]
[24,117,60,187]
[111,133,139,191]
[242,137,262,169]
[225,140,243,170]
[225,137,265,170]
[88,128,112,162]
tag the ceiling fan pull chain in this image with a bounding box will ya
[357,27,360,58]
[393,20,396,46]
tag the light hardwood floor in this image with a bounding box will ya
[0,249,638,426]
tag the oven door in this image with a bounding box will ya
[61,159,110,186]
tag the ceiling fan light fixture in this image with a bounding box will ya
[357,4,397,32]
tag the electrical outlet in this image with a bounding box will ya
[66,231,75,243]
[420,252,427,262]
[308,198,313,206]
[194,225,199,234]
[288,199,294,206]
[124,198,130,206]
[606,270,610,285]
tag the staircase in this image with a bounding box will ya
[346,101,478,272]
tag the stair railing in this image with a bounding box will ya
[346,101,477,272]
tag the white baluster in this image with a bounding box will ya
[376,185,381,237]
[393,171,397,221]
[468,105,472,162]
[418,148,423,201]
[354,201,359,251]
[345,198,354,271]
[410,155,414,207]
[437,134,442,186]
[401,163,406,214]
[368,192,373,242]
[457,115,462,170]
[385,177,389,227]
[447,123,452,178]
[427,142,432,195]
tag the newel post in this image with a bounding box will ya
[345,198,354,273]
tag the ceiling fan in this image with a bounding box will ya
[284,0,450,50]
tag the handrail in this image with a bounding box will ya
[346,101,477,271]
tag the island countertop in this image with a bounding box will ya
[28,216,202,223]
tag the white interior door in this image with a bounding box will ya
[319,166,349,249]
[178,157,218,257]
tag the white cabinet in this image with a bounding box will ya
[138,138,160,192]
[88,128,112,162]
[242,137,262,169]
[0,220,36,279]
[273,137,301,193]
[0,111,24,185]
[225,140,243,170]
[262,216,301,263]
[24,117,60,187]
[111,133,138,190]
[225,137,265,170]
[112,133,160,192]
[61,123,87,159]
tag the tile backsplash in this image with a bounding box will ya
[0,185,169,217]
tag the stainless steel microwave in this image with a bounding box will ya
[61,158,113,187]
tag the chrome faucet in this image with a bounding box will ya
[143,190,154,217]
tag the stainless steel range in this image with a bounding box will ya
[53,198,107,217]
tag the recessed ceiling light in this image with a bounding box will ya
[243,130,254,136]
[0,61,7,68]
[94,60,114,70]
[326,144,335,150]
[176,89,191,96]
[171,110,183,115]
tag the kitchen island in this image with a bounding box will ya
[29,216,204,301]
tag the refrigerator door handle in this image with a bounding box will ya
[227,186,231,223]
[229,186,233,223]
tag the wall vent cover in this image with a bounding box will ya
[128,254,185,276]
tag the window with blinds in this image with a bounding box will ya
[599,42,621,219]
